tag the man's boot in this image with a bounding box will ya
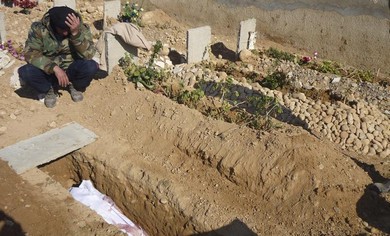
[44,87,57,108]
[68,83,83,102]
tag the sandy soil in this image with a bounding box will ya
[0,1,389,236]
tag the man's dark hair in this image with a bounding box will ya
[49,6,77,31]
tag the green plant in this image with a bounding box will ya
[118,1,144,26]
[220,77,235,100]
[1,0,13,7]
[265,47,296,62]
[119,40,166,90]
[351,69,374,82]
[215,61,236,75]
[148,40,163,67]
[248,95,283,130]
[250,49,262,57]
[310,60,342,75]
[261,71,287,90]
[177,89,205,108]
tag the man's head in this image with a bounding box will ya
[48,6,77,37]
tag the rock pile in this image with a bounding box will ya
[150,52,389,158]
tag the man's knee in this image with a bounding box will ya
[72,60,98,75]
[18,64,30,78]
[18,64,43,80]
[84,60,99,76]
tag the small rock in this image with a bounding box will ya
[14,109,21,116]
[238,49,252,63]
[78,220,87,228]
[332,77,341,83]
[323,116,333,124]
[380,149,389,158]
[160,198,168,204]
[292,92,306,102]
[86,6,96,13]
[370,227,380,234]
[0,110,6,119]
[160,45,170,56]
[0,126,7,135]
[10,113,17,120]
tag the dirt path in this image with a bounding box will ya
[0,1,390,235]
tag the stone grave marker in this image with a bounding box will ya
[0,11,6,43]
[103,0,121,29]
[237,18,256,53]
[187,26,211,64]
[53,0,76,10]
[105,33,138,74]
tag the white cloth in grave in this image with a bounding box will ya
[69,180,148,236]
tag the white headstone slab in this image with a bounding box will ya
[187,26,211,64]
[0,122,98,174]
[104,0,121,28]
[237,18,256,53]
[248,31,257,50]
[53,0,76,10]
[0,12,6,43]
[105,33,138,74]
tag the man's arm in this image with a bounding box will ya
[24,23,58,74]
[67,13,96,60]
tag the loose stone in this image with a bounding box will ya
[0,126,7,135]
[380,149,389,158]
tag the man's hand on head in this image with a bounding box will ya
[65,13,80,36]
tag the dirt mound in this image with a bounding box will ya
[0,1,389,236]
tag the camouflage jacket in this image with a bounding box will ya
[24,11,96,74]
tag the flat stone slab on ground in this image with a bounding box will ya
[0,122,98,174]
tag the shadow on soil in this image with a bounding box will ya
[168,50,186,65]
[93,19,104,31]
[0,210,25,236]
[352,158,390,234]
[192,219,257,236]
[13,72,107,101]
[211,42,237,62]
[197,80,308,130]
[14,86,38,100]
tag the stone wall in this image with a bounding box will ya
[144,0,390,74]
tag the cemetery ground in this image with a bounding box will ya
[1,1,390,235]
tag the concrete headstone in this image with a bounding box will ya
[0,12,6,43]
[53,0,76,10]
[103,0,121,28]
[105,33,138,74]
[237,18,256,53]
[187,26,211,64]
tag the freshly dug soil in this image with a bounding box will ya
[0,1,389,235]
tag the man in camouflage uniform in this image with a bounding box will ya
[18,6,98,108]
